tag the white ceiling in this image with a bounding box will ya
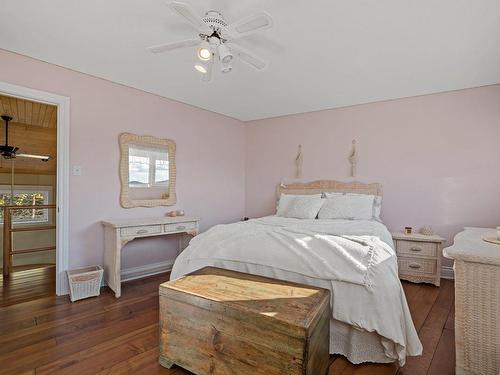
[1,0,499,121]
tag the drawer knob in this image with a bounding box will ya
[409,263,421,269]
[410,247,422,252]
[176,225,186,231]
[136,229,148,234]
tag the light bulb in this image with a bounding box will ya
[194,64,208,74]
[197,48,211,61]
[197,41,212,61]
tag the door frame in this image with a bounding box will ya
[0,81,70,296]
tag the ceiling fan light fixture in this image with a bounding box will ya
[197,40,212,61]
[208,36,220,48]
[217,43,233,64]
[150,2,274,82]
[194,63,208,74]
[220,61,232,74]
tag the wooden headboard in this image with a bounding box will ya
[277,180,383,197]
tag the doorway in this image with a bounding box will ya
[0,95,58,306]
[0,81,69,303]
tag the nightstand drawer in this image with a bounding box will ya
[398,256,437,275]
[164,222,197,233]
[396,240,437,258]
[121,225,162,237]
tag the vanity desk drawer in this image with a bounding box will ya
[120,225,162,237]
[164,221,197,233]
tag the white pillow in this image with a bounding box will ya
[372,195,383,221]
[323,192,382,220]
[319,193,375,220]
[276,194,324,219]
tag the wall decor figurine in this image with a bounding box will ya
[295,144,303,179]
[349,139,358,177]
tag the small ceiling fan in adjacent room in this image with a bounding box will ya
[0,115,52,161]
[148,1,273,82]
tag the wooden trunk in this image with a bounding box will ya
[159,267,330,375]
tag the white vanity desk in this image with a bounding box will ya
[102,216,199,298]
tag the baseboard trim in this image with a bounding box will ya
[441,266,454,280]
[118,261,452,285]
[121,260,174,282]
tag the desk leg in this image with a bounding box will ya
[104,227,122,298]
[179,230,198,254]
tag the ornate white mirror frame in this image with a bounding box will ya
[119,132,177,208]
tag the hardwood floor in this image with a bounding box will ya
[0,273,455,375]
[0,265,55,307]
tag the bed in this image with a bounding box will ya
[170,180,422,366]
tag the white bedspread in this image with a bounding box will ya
[171,216,422,365]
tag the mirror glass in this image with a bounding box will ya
[119,133,176,208]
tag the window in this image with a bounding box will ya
[154,159,169,185]
[0,185,52,224]
[128,144,169,188]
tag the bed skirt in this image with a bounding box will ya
[330,319,394,364]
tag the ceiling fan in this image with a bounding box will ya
[148,1,273,82]
[0,115,51,161]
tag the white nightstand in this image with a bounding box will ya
[392,232,445,287]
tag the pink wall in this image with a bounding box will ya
[2,48,498,274]
[245,85,500,265]
[0,49,246,270]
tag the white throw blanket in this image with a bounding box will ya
[184,218,393,289]
[171,216,422,365]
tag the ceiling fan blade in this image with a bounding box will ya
[17,153,52,161]
[148,38,201,53]
[229,44,267,70]
[201,61,213,83]
[226,13,273,39]
[167,2,212,35]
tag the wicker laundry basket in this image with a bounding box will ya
[67,265,104,302]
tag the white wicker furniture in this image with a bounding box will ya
[277,179,382,197]
[102,216,199,298]
[67,265,104,302]
[392,232,445,287]
[119,133,177,208]
[443,227,500,375]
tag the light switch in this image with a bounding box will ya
[72,165,82,176]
